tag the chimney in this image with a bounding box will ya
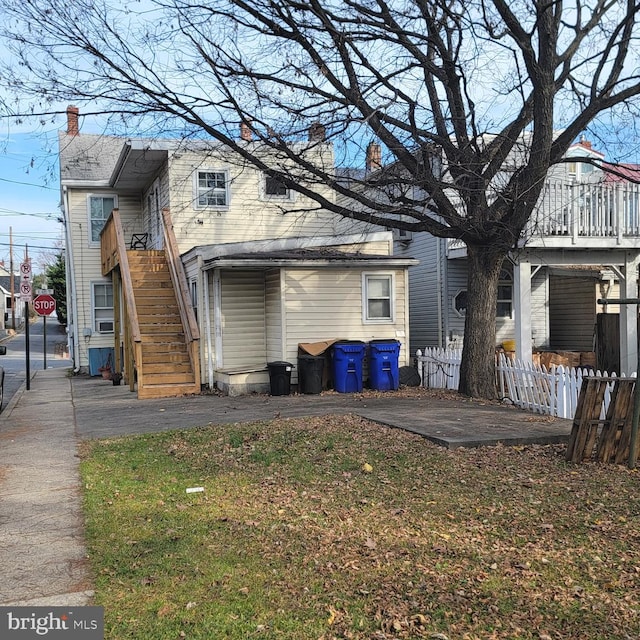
[366,142,382,172]
[579,133,592,150]
[308,121,326,142]
[66,105,80,136]
[240,121,253,141]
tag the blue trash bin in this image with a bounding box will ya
[332,341,366,393]
[369,340,401,391]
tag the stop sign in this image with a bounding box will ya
[33,294,56,316]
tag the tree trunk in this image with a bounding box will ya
[458,244,504,399]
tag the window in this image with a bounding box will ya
[190,280,198,323]
[196,170,229,207]
[497,269,513,318]
[363,274,394,322]
[453,289,467,316]
[89,195,116,244]
[265,175,289,197]
[92,282,114,333]
[261,172,294,201]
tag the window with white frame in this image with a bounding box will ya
[88,195,117,244]
[363,274,394,322]
[92,282,114,333]
[497,269,513,318]
[195,170,229,208]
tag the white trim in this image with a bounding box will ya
[213,270,223,369]
[362,272,395,324]
[90,280,114,334]
[87,193,118,247]
[193,168,230,210]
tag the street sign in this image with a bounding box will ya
[33,293,56,316]
[20,281,32,302]
[20,260,32,281]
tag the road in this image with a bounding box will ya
[1,315,71,408]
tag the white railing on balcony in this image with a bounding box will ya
[447,179,640,253]
[530,180,640,242]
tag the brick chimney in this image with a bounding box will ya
[579,134,592,150]
[308,122,326,141]
[66,105,80,136]
[366,142,382,172]
[240,121,253,141]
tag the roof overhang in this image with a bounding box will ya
[202,249,418,270]
[109,140,170,192]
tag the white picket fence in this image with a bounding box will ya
[415,347,634,420]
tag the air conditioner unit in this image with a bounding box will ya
[97,321,114,333]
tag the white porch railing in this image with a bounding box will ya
[447,179,640,253]
[415,347,635,420]
[531,179,640,241]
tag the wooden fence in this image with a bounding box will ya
[415,347,634,420]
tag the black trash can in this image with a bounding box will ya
[267,361,293,396]
[298,354,325,394]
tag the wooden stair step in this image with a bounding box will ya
[141,362,193,374]
[141,353,191,365]
[142,372,196,385]
[137,382,200,400]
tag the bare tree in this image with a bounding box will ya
[2,0,640,398]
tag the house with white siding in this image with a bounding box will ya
[394,138,640,375]
[59,107,416,397]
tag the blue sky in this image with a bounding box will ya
[0,123,64,270]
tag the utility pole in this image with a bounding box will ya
[10,227,15,330]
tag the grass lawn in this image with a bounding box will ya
[80,414,640,639]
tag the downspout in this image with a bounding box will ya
[63,186,82,373]
[203,267,214,390]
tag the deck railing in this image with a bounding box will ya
[161,208,201,384]
[100,210,143,389]
[447,179,640,253]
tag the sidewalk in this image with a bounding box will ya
[0,369,92,606]
[0,367,571,605]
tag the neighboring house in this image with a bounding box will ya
[58,107,417,397]
[0,265,22,331]
[394,137,640,375]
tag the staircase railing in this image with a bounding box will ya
[100,209,143,390]
[161,208,201,386]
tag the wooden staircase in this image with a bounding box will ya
[127,250,201,399]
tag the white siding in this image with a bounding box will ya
[282,268,409,383]
[220,271,266,369]
[166,149,370,254]
[265,269,283,363]
[67,189,142,368]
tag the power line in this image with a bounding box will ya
[0,176,57,190]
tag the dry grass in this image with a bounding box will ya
[80,415,640,639]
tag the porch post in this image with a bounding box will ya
[620,252,640,375]
[513,258,533,364]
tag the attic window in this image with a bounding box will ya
[262,173,294,201]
